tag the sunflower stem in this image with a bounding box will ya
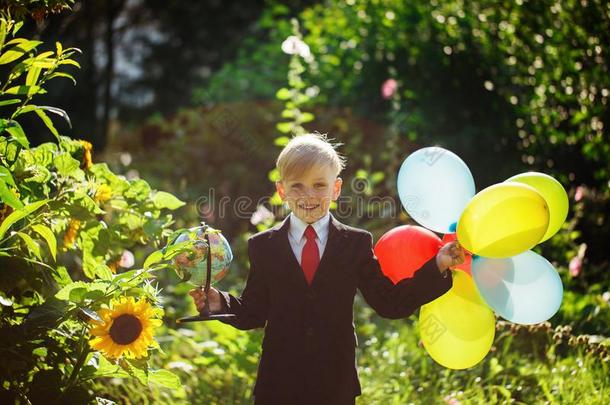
[61,326,90,396]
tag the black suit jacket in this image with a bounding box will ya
[219,214,452,401]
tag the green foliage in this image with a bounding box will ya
[0,13,185,403]
[195,0,609,281]
[102,1,610,403]
[91,321,263,404]
[355,316,609,404]
[0,1,73,21]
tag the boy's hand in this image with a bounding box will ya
[436,241,466,273]
[189,287,222,313]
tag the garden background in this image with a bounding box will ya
[0,0,608,403]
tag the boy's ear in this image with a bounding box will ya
[275,180,286,200]
[332,177,343,200]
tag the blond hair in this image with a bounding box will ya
[276,133,346,180]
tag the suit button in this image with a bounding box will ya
[307,291,316,300]
[306,327,314,337]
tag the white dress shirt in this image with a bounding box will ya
[287,211,331,266]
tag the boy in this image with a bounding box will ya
[190,134,465,404]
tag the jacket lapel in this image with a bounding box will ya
[313,214,349,286]
[267,216,303,288]
[267,213,349,288]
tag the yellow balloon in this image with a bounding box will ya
[457,183,549,258]
[505,172,568,243]
[419,271,495,370]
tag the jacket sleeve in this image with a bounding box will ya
[357,231,452,319]
[217,237,268,330]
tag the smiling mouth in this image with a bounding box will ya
[298,204,320,211]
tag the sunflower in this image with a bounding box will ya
[89,296,162,359]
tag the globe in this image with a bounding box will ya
[173,224,233,286]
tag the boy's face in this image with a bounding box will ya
[276,164,342,224]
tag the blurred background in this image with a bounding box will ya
[4,0,609,403]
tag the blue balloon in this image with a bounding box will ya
[397,147,475,233]
[472,251,563,325]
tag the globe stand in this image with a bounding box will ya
[177,224,236,323]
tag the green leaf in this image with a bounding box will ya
[12,104,38,116]
[148,369,181,389]
[38,105,72,128]
[274,135,290,146]
[51,265,72,286]
[0,40,42,65]
[25,65,42,86]
[0,180,22,209]
[16,231,42,260]
[0,98,21,106]
[94,354,129,378]
[12,22,24,36]
[35,109,60,140]
[6,58,34,83]
[4,120,29,148]
[0,166,16,187]
[281,109,295,119]
[55,281,108,301]
[268,168,281,182]
[46,71,76,85]
[32,347,47,357]
[0,199,49,239]
[68,287,87,302]
[4,85,44,96]
[143,250,163,269]
[275,87,292,100]
[124,179,151,201]
[121,358,148,384]
[4,38,29,47]
[23,164,51,184]
[0,19,6,50]
[269,191,283,206]
[95,264,114,281]
[152,191,185,210]
[58,59,81,69]
[23,297,67,331]
[53,153,80,177]
[32,224,57,261]
[276,122,293,134]
[31,59,55,69]
[371,171,385,184]
[299,112,315,123]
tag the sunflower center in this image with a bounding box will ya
[109,314,143,345]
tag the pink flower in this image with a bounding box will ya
[119,250,135,268]
[381,78,398,99]
[574,186,585,202]
[251,204,275,226]
[569,256,582,277]
[281,35,312,60]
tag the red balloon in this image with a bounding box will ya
[374,225,442,284]
[441,233,472,276]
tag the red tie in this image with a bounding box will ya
[301,225,320,285]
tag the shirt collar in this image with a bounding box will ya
[288,211,330,242]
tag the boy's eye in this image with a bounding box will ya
[315,183,326,188]
[291,184,302,189]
